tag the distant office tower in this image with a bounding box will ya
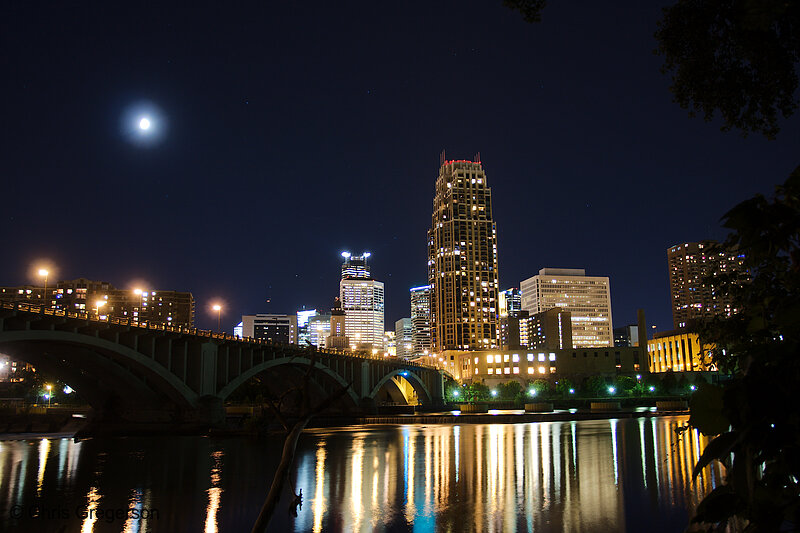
[340,252,372,279]
[327,297,349,350]
[240,314,292,343]
[613,325,640,347]
[428,155,500,351]
[667,241,746,329]
[384,330,397,356]
[308,313,332,347]
[294,309,317,346]
[409,285,432,355]
[520,268,613,348]
[0,278,195,327]
[339,254,384,350]
[520,308,574,350]
[499,288,522,317]
[395,318,413,359]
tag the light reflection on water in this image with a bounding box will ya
[0,416,723,532]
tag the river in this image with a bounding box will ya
[0,415,723,532]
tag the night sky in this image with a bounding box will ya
[1,2,797,334]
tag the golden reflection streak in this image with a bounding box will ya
[81,486,101,533]
[610,419,619,486]
[312,444,326,533]
[405,429,416,523]
[541,422,551,508]
[350,436,364,532]
[204,450,224,533]
[372,452,379,523]
[639,419,647,489]
[36,438,50,497]
[123,489,142,533]
[552,422,561,498]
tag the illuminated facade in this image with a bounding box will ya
[668,241,746,329]
[520,308,573,350]
[499,287,522,317]
[647,328,715,372]
[339,253,384,350]
[327,297,349,350]
[520,268,613,348]
[240,314,292,343]
[308,313,331,347]
[409,285,431,355]
[395,318,413,359]
[428,157,500,352]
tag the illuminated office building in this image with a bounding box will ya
[520,268,613,348]
[667,241,746,329]
[395,318,413,359]
[240,314,292,343]
[340,252,372,280]
[499,287,522,317]
[308,313,332,347]
[409,285,432,355]
[428,155,500,351]
[339,253,384,350]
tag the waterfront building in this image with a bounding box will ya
[520,268,613,348]
[647,326,715,372]
[450,345,645,385]
[239,314,292,343]
[395,318,413,359]
[667,241,746,329]
[340,254,385,350]
[409,285,432,355]
[427,155,500,352]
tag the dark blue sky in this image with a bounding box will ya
[1,1,797,333]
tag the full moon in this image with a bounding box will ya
[139,117,151,130]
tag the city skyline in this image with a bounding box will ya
[2,1,797,336]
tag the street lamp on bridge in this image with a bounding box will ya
[212,304,222,331]
[38,269,49,308]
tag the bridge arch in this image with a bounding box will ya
[368,368,433,406]
[0,330,199,409]
[218,356,361,406]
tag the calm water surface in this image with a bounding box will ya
[0,416,723,532]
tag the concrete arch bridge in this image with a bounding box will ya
[0,304,447,431]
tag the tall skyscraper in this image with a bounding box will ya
[339,252,385,350]
[428,156,500,352]
[499,287,522,317]
[340,252,372,279]
[409,285,432,355]
[520,268,613,348]
[667,241,746,329]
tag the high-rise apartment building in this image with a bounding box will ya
[339,253,384,350]
[409,285,432,355]
[667,241,746,329]
[520,268,613,348]
[428,156,500,351]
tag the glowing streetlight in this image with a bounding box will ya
[491,389,498,398]
[569,388,575,394]
[96,299,107,319]
[452,390,460,398]
[528,389,537,397]
[38,269,49,308]
[608,386,616,395]
[45,384,52,407]
[212,304,222,331]
[139,117,151,130]
[648,385,656,392]
[690,384,697,391]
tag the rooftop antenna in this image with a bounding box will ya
[440,150,446,166]
[474,151,481,163]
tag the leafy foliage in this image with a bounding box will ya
[503,0,547,23]
[655,0,800,139]
[690,170,800,530]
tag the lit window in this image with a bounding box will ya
[504,367,510,374]
[528,367,534,374]
[513,367,520,374]
[474,357,479,364]
[486,355,493,364]
[538,354,545,362]
[512,354,519,362]
[538,366,546,374]
[549,353,556,361]
[527,353,534,362]
[488,368,493,374]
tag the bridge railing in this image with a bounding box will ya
[2,302,442,369]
